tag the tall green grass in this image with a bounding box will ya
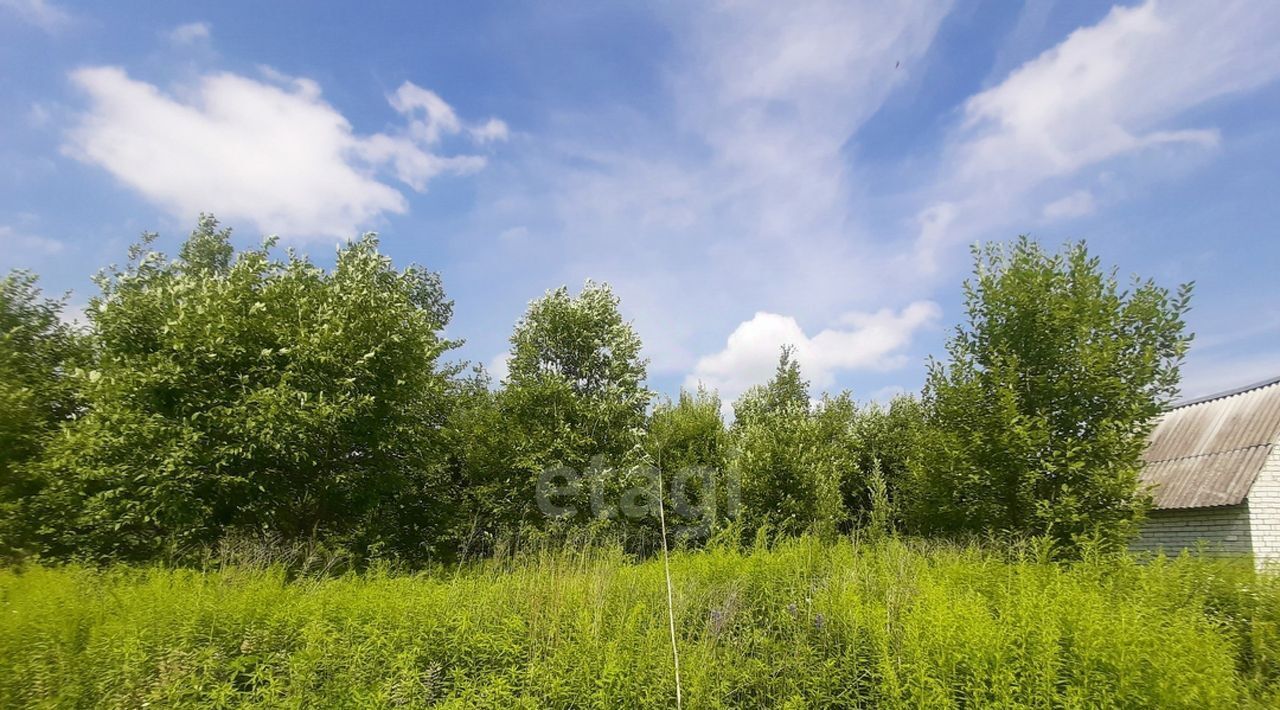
[2,537,1278,708]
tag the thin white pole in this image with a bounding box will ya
[655,465,683,709]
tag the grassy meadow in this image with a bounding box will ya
[3,537,1279,708]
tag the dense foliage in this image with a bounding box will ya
[0,272,85,559]
[644,387,730,542]
[0,219,1196,564]
[463,282,655,548]
[3,537,1277,708]
[911,238,1193,552]
[731,350,842,537]
[844,395,926,532]
[24,217,462,562]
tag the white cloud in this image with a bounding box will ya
[487,352,510,385]
[388,82,464,144]
[65,67,506,239]
[686,301,940,405]
[1042,190,1095,220]
[0,225,65,255]
[457,0,1280,393]
[470,118,510,144]
[0,0,71,32]
[496,2,954,374]
[913,0,1280,267]
[165,21,211,45]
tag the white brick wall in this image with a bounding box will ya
[1129,504,1253,558]
[1129,445,1280,570]
[1248,445,1280,568]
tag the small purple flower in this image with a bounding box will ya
[814,613,826,631]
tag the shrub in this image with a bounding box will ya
[913,238,1193,552]
[0,272,85,558]
[846,395,926,530]
[644,387,730,544]
[483,282,653,539]
[30,217,461,562]
[727,351,847,538]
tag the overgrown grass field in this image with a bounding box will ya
[3,537,1279,708]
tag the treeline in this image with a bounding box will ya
[0,216,1192,564]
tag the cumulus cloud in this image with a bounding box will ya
[65,67,506,239]
[912,0,1280,267]
[165,21,211,45]
[686,301,940,406]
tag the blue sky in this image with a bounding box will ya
[3,0,1279,407]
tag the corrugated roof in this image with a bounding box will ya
[1142,377,1280,509]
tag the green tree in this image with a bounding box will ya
[33,216,461,561]
[843,395,926,532]
[645,387,730,542]
[732,345,809,428]
[483,282,653,535]
[441,368,519,556]
[911,237,1192,552]
[0,272,85,557]
[730,348,842,538]
[647,387,728,474]
[808,393,862,533]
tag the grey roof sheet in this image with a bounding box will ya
[1142,377,1280,509]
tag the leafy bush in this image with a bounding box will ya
[0,272,85,558]
[29,217,461,562]
[643,387,730,544]
[479,282,653,541]
[730,350,845,538]
[1,537,1275,708]
[845,395,926,531]
[732,401,844,539]
[912,238,1193,552]
[646,387,728,476]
